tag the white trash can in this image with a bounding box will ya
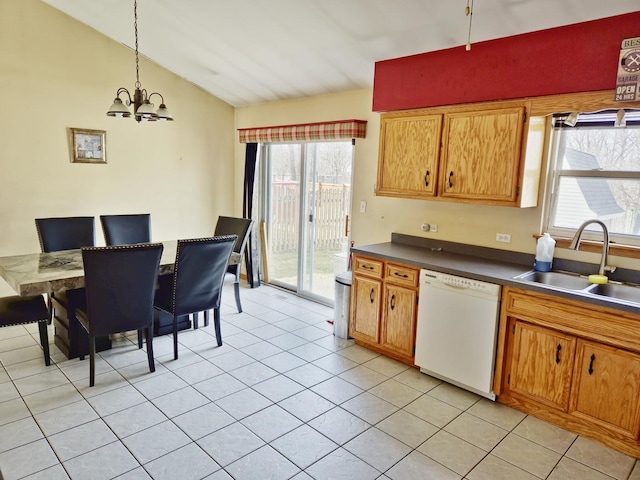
[333,271,352,339]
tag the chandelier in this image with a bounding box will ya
[106,0,173,122]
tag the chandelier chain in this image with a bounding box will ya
[134,0,140,88]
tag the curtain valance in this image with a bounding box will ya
[238,119,367,143]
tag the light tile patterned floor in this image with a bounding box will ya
[0,283,639,479]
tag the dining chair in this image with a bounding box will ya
[0,295,51,366]
[35,217,95,253]
[34,216,96,323]
[75,243,163,386]
[100,214,151,246]
[154,235,237,360]
[213,216,254,314]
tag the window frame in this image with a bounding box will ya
[544,111,640,248]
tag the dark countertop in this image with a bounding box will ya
[352,234,640,316]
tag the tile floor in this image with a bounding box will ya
[0,283,639,480]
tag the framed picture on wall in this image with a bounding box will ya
[68,128,107,164]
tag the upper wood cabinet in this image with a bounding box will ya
[439,107,524,203]
[376,114,442,198]
[376,100,544,207]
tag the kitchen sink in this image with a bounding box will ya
[515,271,594,291]
[587,283,640,303]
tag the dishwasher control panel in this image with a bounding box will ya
[421,270,500,295]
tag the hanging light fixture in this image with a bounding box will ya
[106,0,173,122]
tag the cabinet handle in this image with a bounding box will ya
[424,169,430,187]
[394,272,409,278]
[362,265,374,270]
[555,344,561,364]
[369,288,375,303]
[390,294,395,310]
[448,171,454,188]
[589,353,595,375]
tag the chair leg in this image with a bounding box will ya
[137,330,143,349]
[89,336,96,387]
[173,315,179,360]
[234,278,242,313]
[37,321,51,366]
[204,309,209,327]
[213,308,222,346]
[193,312,199,329]
[146,328,155,373]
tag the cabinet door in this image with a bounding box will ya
[349,275,382,344]
[381,283,417,358]
[570,340,640,439]
[509,321,576,411]
[376,114,442,198]
[439,107,525,204]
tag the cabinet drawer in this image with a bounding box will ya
[354,256,383,278]
[385,263,419,287]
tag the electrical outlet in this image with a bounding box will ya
[496,233,511,243]
[421,223,430,232]
[360,201,367,213]
[429,224,438,232]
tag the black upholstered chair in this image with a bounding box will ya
[35,217,95,253]
[154,236,237,360]
[0,295,51,366]
[214,216,254,313]
[76,243,163,386]
[35,217,95,322]
[100,214,151,246]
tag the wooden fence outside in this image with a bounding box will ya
[270,181,350,253]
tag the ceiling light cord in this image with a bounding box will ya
[465,0,474,51]
[134,0,140,89]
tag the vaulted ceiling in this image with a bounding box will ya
[42,0,639,107]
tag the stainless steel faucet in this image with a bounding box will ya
[568,219,616,276]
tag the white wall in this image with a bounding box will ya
[0,0,237,294]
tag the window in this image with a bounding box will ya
[545,110,640,246]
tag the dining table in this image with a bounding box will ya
[0,241,241,359]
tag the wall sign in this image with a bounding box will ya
[616,36,640,102]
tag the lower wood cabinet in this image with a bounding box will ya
[570,340,640,439]
[349,255,418,365]
[497,286,640,457]
[509,321,575,412]
[350,274,382,343]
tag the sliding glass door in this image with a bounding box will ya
[262,141,353,304]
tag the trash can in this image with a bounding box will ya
[333,271,352,339]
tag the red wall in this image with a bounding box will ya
[373,12,640,112]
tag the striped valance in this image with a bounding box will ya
[238,119,367,143]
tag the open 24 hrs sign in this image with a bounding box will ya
[616,37,640,102]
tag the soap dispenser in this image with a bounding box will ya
[534,233,556,272]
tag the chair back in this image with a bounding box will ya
[172,236,237,316]
[214,216,253,273]
[82,243,163,336]
[35,217,95,252]
[100,214,151,246]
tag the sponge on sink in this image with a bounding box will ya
[588,274,609,285]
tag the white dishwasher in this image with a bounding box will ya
[414,269,501,400]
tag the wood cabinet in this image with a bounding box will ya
[376,114,442,198]
[509,321,576,411]
[349,255,418,365]
[376,100,544,207]
[570,340,640,439]
[496,286,640,457]
[439,107,525,203]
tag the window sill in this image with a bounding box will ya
[535,235,640,260]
